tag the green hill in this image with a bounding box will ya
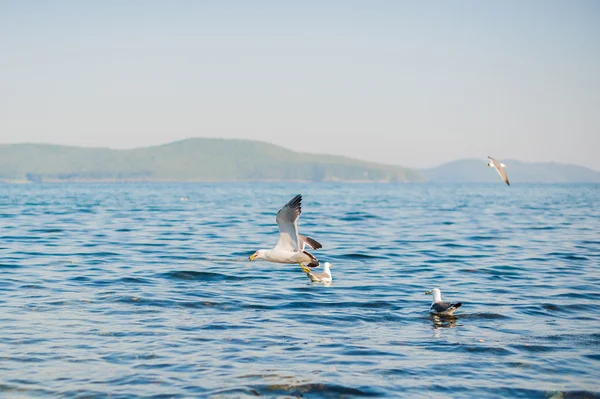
[0,138,424,183]
[421,158,600,183]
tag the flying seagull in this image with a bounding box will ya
[425,288,462,315]
[248,194,321,268]
[487,156,510,186]
[300,262,332,283]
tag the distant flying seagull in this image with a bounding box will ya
[487,156,510,186]
[425,288,462,315]
[300,262,332,283]
[249,194,321,268]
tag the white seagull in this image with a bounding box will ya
[300,262,332,283]
[248,194,321,268]
[487,156,510,186]
[425,288,462,316]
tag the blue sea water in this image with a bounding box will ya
[1,182,599,398]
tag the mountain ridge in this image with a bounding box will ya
[0,138,423,183]
[2,139,598,183]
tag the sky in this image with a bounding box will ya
[1,1,599,170]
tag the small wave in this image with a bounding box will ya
[217,383,384,398]
[464,345,514,355]
[550,291,598,300]
[467,235,497,241]
[459,313,512,320]
[438,242,472,249]
[523,257,550,262]
[536,333,600,346]
[279,300,393,310]
[545,252,589,261]
[336,253,389,260]
[339,211,379,221]
[108,296,227,310]
[528,226,557,231]
[158,270,249,282]
[118,276,154,285]
[18,284,44,289]
[0,383,53,397]
[73,251,121,257]
[580,240,600,245]
[27,228,65,233]
[510,343,557,353]
[0,235,40,241]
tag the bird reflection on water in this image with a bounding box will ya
[430,314,460,330]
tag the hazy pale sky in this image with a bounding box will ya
[1,1,599,169]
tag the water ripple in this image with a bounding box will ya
[1,182,599,397]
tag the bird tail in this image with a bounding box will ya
[451,302,462,310]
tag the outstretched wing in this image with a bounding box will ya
[299,234,322,251]
[273,194,302,252]
[488,156,510,186]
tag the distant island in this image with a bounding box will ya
[0,138,423,183]
[422,158,600,183]
[1,139,598,183]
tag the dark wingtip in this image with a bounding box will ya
[506,181,510,186]
[303,250,319,268]
[453,302,462,309]
[288,194,302,208]
[305,236,322,250]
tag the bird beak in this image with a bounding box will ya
[248,254,257,261]
[425,291,432,295]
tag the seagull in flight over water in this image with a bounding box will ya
[487,156,510,186]
[248,194,321,268]
[425,288,462,316]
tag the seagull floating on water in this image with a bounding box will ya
[487,156,510,186]
[249,194,321,268]
[425,288,462,315]
[300,262,332,283]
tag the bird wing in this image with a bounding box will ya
[299,234,322,251]
[495,165,510,186]
[431,301,462,313]
[273,194,302,252]
[488,156,510,185]
[431,302,452,313]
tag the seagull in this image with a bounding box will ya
[300,262,332,283]
[425,288,462,315]
[487,156,510,186]
[248,194,321,268]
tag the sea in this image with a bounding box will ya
[1,182,599,398]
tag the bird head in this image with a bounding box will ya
[425,288,442,301]
[248,250,266,261]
